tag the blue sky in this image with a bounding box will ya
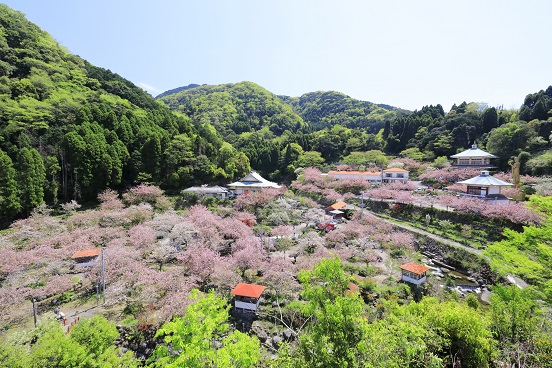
[4,0,551,111]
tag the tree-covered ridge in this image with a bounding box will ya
[286,90,410,133]
[154,83,203,99]
[0,4,251,220]
[157,81,307,140]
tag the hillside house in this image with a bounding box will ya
[400,262,430,285]
[325,168,409,184]
[231,283,265,312]
[326,170,383,183]
[182,185,229,199]
[450,144,497,169]
[382,168,409,183]
[457,170,512,203]
[227,171,281,195]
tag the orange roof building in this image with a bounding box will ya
[231,283,266,312]
[71,248,101,266]
[71,248,101,260]
[326,201,347,212]
[400,262,430,285]
[382,168,409,183]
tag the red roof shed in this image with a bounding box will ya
[231,283,265,299]
[71,248,101,259]
[400,262,430,275]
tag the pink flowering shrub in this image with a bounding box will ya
[436,194,543,225]
[122,184,169,209]
[233,188,284,210]
[419,167,482,184]
[127,224,156,247]
[98,189,124,210]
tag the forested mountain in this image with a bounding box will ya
[0,4,249,220]
[285,90,409,133]
[155,83,203,99]
[157,81,307,139]
[157,84,408,177]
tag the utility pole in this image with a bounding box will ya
[32,298,37,328]
[101,247,106,304]
[360,191,364,219]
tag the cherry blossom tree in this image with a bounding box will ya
[271,225,294,238]
[233,188,283,211]
[122,184,169,209]
[261,256,301,299]
[389,231,415,249]
[419,167,482,184]
[98,189,124,210]
[127,224,156,247]
[177,244,221,282]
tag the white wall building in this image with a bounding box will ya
[450,144,497,168]
[326,168,409,184]
[227,171,281,195]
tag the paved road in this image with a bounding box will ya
[363,209,489,259]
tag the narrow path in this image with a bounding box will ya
[364,210,489,260]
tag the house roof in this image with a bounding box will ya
[327,201,347,210]
[227,171,281,189]
[457,171,512,187]
[450,144,497,159]
[400,262,430,275]
[71,248,101,259]
[327,170,382,176]
[231,283,266,298]
[383,168,409,173]
[183,186,228,194]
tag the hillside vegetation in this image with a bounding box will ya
[0,5,249,221]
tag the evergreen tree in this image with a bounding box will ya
[0,149,20,217]
[17,147,45,213]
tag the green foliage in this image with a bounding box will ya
[0,149,20,217]
[16,147,45,213]
[400,147,425,160]
[525,149,552,175]
[486,121,537,169]
[432,155,450,168]
[296,150,325,168]
[0,316,137,368]
[287,90,407,132]
[489,285,552,365]
[343,149,388,166]
[485,196,552,302]
[296,257,370,367]
[150,289,260,367]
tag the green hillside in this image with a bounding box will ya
[286,90,409,133]
[0,4,248,220]
[157,81,307,139]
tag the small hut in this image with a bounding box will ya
[230,283,265,312]
[71,248,101,267]
[400,262,430,285]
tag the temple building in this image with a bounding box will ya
[450,144,497,169]
[227,171,281,195]
[457,170,512,202]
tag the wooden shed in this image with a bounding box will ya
[230,283,265,312]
